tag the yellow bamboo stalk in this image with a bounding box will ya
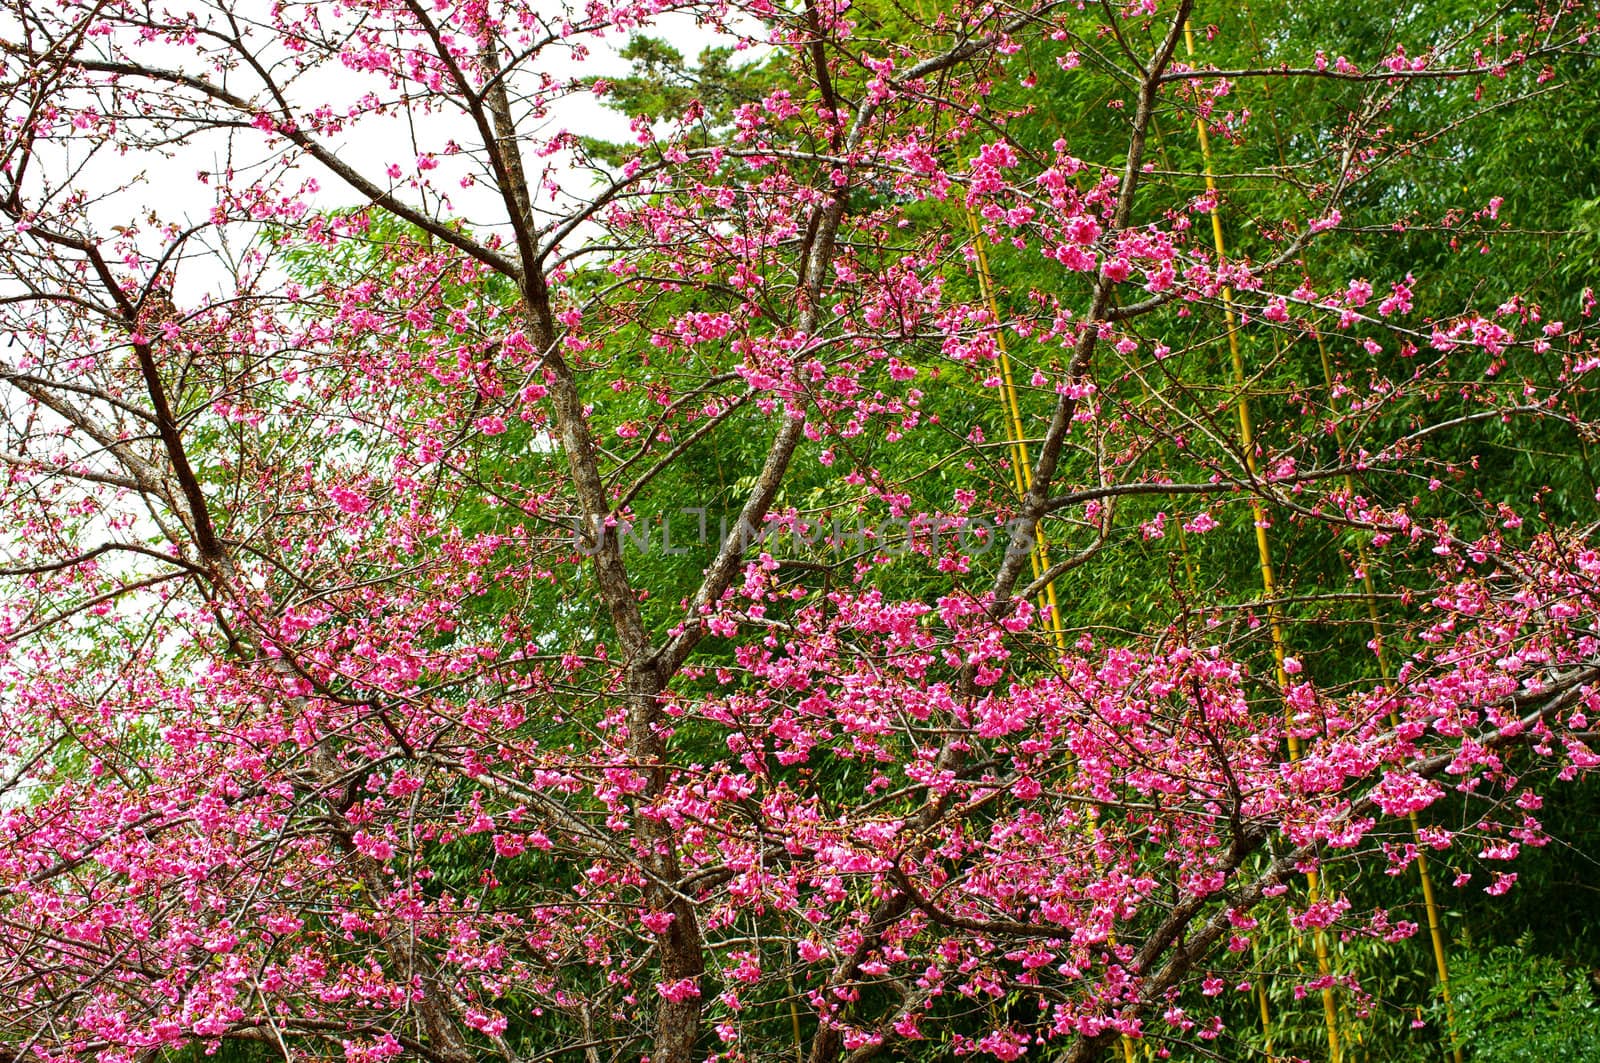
[1313,333,1463,1063]
[964,209,1069,653]
[879,9,1120,1060]
[1140,369,1276,1063]
[1255,940,1277,1063]
[909,0,1064,652]
[1146,100,1281,1063]
[1181,22,1342,1063]
[1233,0,1461,1049]
[965,209,1139,1063]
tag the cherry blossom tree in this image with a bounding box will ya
[1,1,1599,1062]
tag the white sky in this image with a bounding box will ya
[47,9,734,309]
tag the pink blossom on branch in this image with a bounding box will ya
[0,1,1596,1063]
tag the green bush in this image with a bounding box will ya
[1445,941,1600,1061]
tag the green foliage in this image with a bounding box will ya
[577,37,785,165]
[1445,940,1600,1062]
